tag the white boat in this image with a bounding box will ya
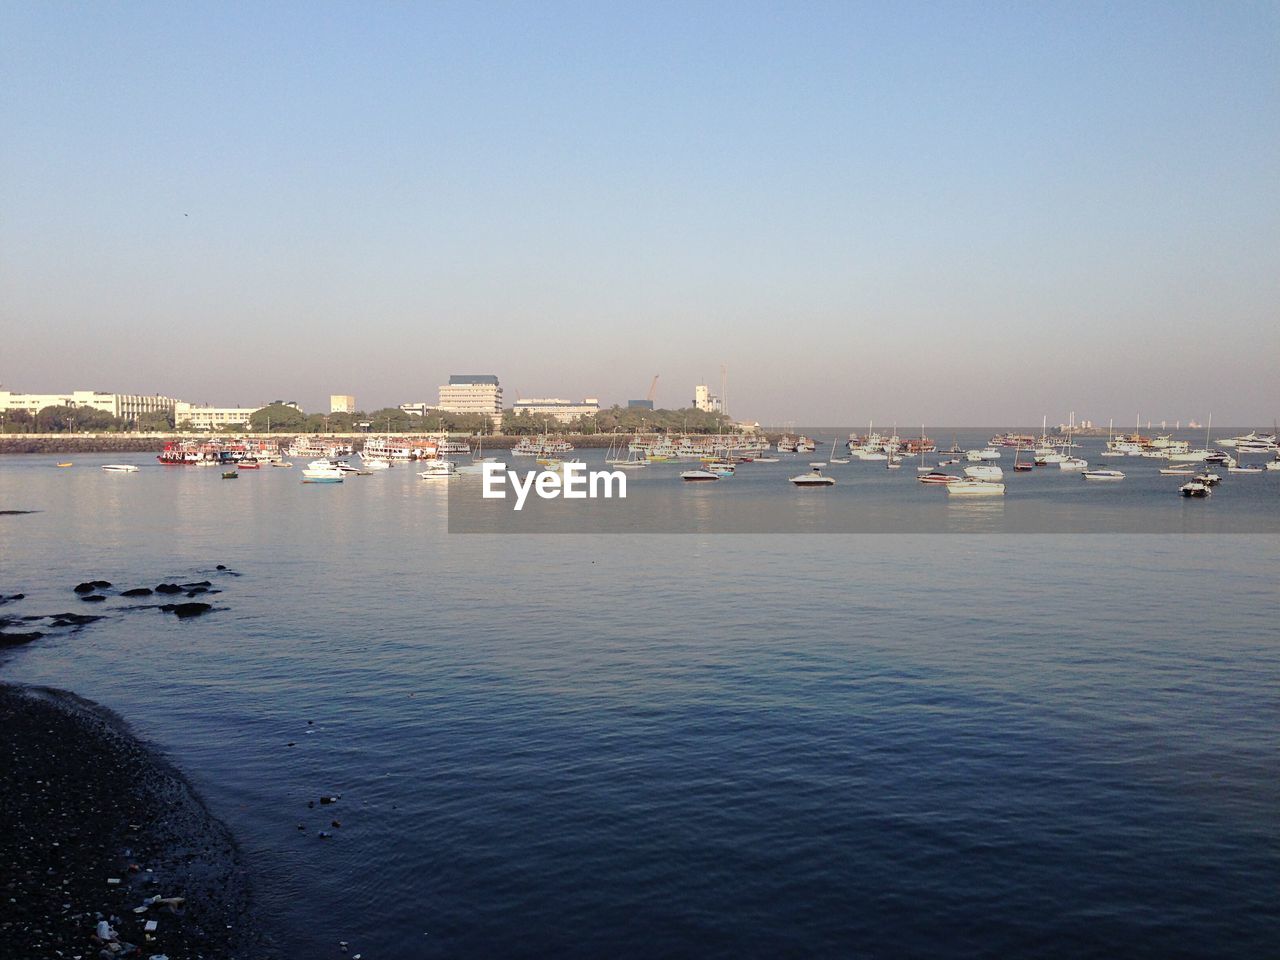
[1195,471,1222,486]
[1227,462,1263,474]
[790,465,835,487]
[681,469,720,481]
[963,464,1003,481]
[1179,480,1210,497]
[946,478,1005,496]
[1159,465,1195,475]
[455,459,507,475]
[101,464,139,473]
[918,471,960,484]
[301,467,344,483]
[362,459,391,471]
[1083,469,1125,480]
[418,460,457,479]
[966,448,1001,461]
[752,456,780,464]
[1059,457,1088,471]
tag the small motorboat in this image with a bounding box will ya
[1014,461,1034,472]
[918,471,960,485]
[1059,457,1089,471]
[302,467,344,483]
[1227,463,1263,474]
[752,457,780,464]
[221,471,239,479]
[56,462,73,468]
[271,461,294,468]
[1159,465,1195,475]
[101,464,139,473]
[418,460,457,480]
[1180,480,1210,497]
[238,459,261,469]
[1083,470,1125,481]
[680,469,720,481]
[964,464,1003,481]
[946,478,1005,496]
[1195,472,1222,487]
[790,465,835,487]
[362,459,391,471]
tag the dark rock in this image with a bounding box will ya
[0,631,43,646]
[48,612,102,626]
[155,583,183,595]
[74,582,96,593]
[166,602,212,619]
[215,565,227,571]
[0,593,25,605]
[91,580,112,589]
[121,587,153,597]
[80,594,106,603]
[180,580,212,589]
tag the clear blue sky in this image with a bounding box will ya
[2,1,1276,425]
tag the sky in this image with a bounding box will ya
[1,1,1277,425]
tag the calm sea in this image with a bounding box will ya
[1,438,1277,957]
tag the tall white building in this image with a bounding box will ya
[438,375,503,430]
[330,394,356,414]
[693,384,722,413]
[0,389,177,422]
[512,397,599,424]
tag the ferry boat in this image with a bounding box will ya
[286,436,353,460]
[512,436,574,457]
[157,440,206,464]
[436,438,471,456]
[776,435,798,453]
[988,432,1035,448]
[362,436,424,461]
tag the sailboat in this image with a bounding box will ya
[829,438,850,465]
[915,425,933,472]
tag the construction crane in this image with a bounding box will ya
[647,375,659,404]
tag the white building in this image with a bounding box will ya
[330,394,356,414]
[438,375,503,429]
[398,402,431,418]
[693,385,722,413]
[174,402,262,432]
[0,389,177,422]
[512,397,600,424]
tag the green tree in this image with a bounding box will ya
[248,403,306,432]
[137,409,175,432]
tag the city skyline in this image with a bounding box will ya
[2,3,1277,424]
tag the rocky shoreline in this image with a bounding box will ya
[0,683,276,959]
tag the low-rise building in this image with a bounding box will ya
[174,401,262,432]
[512,397,600,424]
[438,375,503,430]
[0,389,177,422]
[398,402,431,418]
[330,394,356,414]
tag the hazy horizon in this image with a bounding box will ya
[2,2,1277,424]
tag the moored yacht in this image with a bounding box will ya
[790,464,835,487]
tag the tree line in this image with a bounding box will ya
[2,402,740,436]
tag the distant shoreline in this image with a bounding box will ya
[0,426,1197,455]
